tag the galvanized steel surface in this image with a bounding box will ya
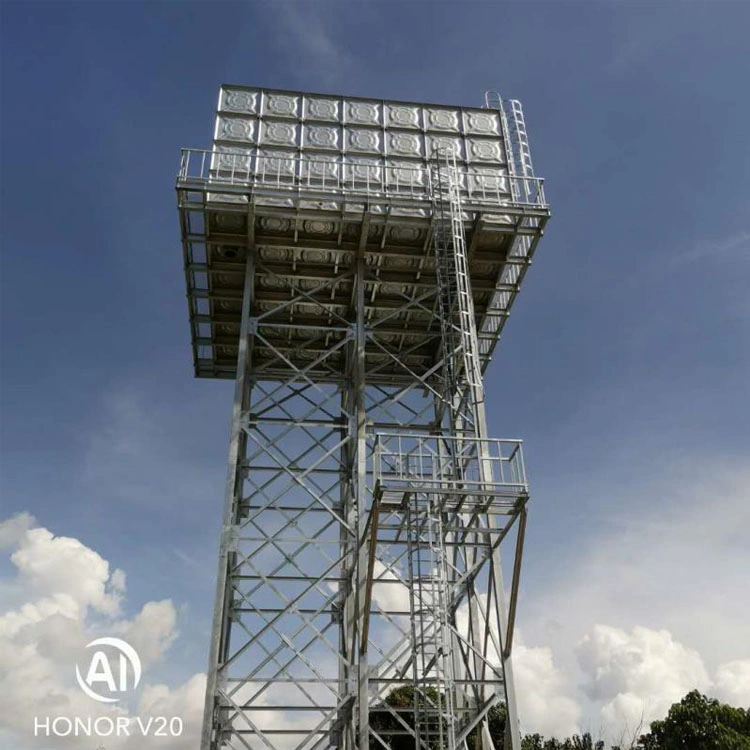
[177,87,548,381]
[180,86,549,750]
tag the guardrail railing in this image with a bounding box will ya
[177,148,547,209]
[372,432,528,504]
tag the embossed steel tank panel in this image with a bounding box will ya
[212,86,511,204]
[176,86,549,379]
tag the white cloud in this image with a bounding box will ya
[571,623,750,740]
[576,624,710,735]
[0,511,35,549]
[713,659,750,707]
[370,558,411,614]
[122,600,178,665]
[0,593,81,638]
[508,459,750,738]
[514,640,582,737]
[453,594,581,737]
[10,525,124,616]
[4,450,747,748]
[134,673,206,750]
[368,559,581,736]
[523,460,750,681]
[0,513,204,749]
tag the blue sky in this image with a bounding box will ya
[1,0,749,745]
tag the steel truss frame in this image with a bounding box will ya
[201,229,530,750]
[186,98,549,750]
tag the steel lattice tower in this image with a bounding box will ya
[177,86,549,750]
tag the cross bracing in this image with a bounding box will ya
[177,89,549,750]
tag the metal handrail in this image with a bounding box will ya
[372,432,528,492]
[177,148,548,209]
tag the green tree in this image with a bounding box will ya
[372,690,507,750]
[371,689,750,750]
[463,703,508,749]
[521,733,604,750]
[370,685,446,750]
[637,691,750,750]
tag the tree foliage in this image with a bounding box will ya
[636,690,750,750]
[371,689,750,750]
[521,735,604,750]
[370,686,446,750]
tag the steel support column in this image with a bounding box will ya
[186,90,548,750]
[202,252,256,749]
[355,222,370,750]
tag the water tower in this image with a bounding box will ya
[176,85,549,750]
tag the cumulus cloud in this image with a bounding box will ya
[135,674,207,750]
[122,600,178,665]
[370,558,411,614]
[575,624,750,740]
[576,624,710,735]
[518,460,750,736]
[363,558,581,736]
[10,525,125,616]
[4,502,746,749]
[0,513,204,750]
[713,659,750,707]
[515,640,582,737]
[0,511,35,549]
[453,593,581,737]
[523,461,750,669]
[0,593,81,639]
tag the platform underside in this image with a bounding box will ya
[178,187,548,381]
